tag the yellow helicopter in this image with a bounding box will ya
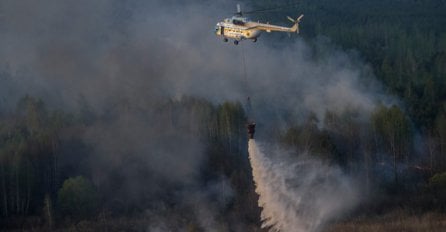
[215,4,303,45]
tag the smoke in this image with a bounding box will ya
[0,0,394,230]
[248,140,359,232]
[0,0,391,116]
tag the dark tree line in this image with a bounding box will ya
[0,96,262,230]
[246,0,446,126]
[0,96,69,217]
[238,0,446,214]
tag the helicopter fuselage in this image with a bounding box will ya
[215,17,262,41]
[215,15,302,44]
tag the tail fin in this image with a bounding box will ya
[287,14,304,33]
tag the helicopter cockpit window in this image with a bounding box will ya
[232,19,244,25]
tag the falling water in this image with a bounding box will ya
[248,140,359,232]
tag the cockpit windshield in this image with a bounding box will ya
[231,16,246,25]
[232,19,244,25]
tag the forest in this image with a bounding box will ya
[1,0,446,231]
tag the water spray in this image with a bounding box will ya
[247,138,359,232]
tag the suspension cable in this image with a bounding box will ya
[240,43,253,123]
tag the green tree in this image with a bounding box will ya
[57,176,98,219]
[42,194,54,229]
[428,172,446,208]
[435,111,446,171]
[216,102,246,154]
[282,113,339,162]
[372,105,412,185]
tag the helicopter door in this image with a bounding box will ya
[221,26,225,35]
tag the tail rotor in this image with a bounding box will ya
[287,14,304,33]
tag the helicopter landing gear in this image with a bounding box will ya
[223,38,228,42]
[234,40,239,45]
[252,38,257,43]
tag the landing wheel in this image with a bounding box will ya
[223,38,228,42]
[234,40,239,45]
[253,38,257,43]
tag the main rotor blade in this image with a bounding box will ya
[242,3,299,15]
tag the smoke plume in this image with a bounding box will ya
[0,0,391,117]
[0,0,395,230]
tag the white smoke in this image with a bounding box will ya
[248,140,359,232]
[0,1,390,230]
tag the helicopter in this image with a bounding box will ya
[215,4,303,45]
